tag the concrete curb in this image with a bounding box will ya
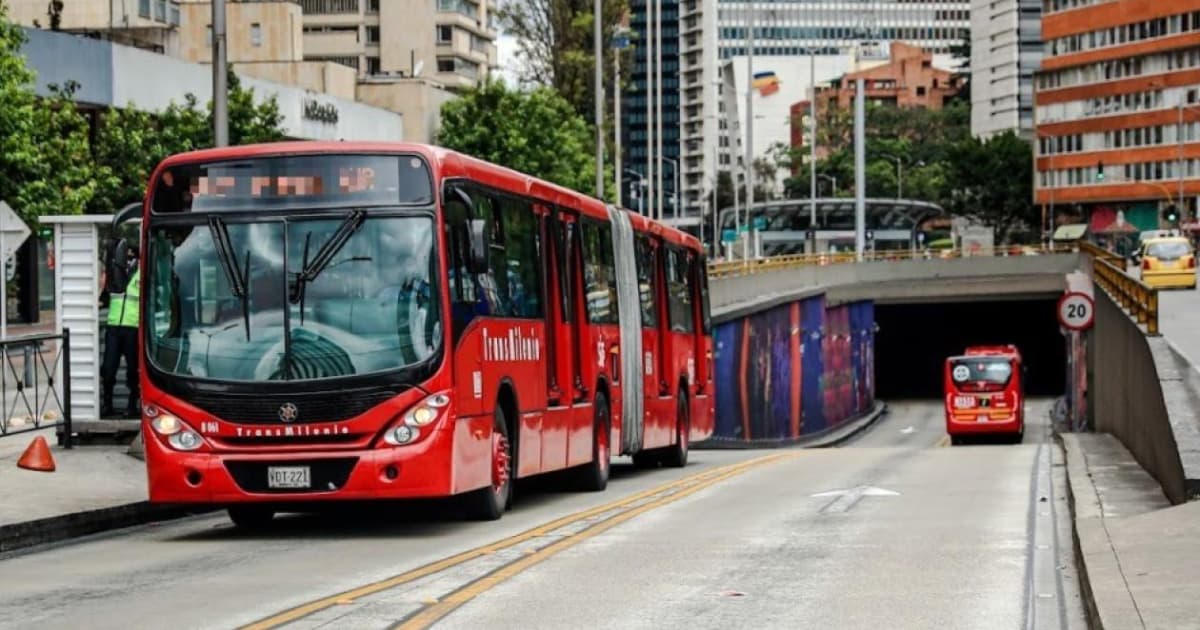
[0,502,213,555]
[1057,433,1143,630]
[694,401,888,450]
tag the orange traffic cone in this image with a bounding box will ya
[17,436,56,472]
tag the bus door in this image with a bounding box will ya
[635,235,667,447]
[538,208,583,472]
[691,250,713,435]
[662,246,696,416]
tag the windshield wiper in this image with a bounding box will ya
[288,210,366,307]
[206,216,253,341]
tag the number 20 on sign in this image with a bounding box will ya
[1057,292,1094,331]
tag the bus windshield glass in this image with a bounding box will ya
[949,357,1013,387]
[151,154,433,213]
[146,215,440,382]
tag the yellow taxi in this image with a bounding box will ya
[1137,236,1197,289]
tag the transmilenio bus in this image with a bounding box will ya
[131,142,714,526]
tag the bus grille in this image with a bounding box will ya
[186,390,397,424]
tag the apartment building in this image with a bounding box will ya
[678,0,718,223]
[818,42,963,110]
[971,0,1043,139]
[1034,0,1200,231]
[297,0,498,89]
[8,0,182,53]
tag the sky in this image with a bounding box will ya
[496,33,522,85]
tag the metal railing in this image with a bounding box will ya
[0,330,72,447]
[1083,241,1160,335]
[706,244,1079,279]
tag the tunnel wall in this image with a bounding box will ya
[1092,290,1198,503]
[706,296,876,445]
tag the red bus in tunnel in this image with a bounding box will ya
[132,142,714,526]
[944,345,1025,445]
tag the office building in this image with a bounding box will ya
[1034,0,1200,234]
[623,0,681,219]
[971,0,1043,138]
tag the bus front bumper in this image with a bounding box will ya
[143,418,492,504]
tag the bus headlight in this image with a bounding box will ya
[150,412,205,452]
[381,393,451,446]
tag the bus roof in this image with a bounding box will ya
[963,345,1021,359]
[152,141,701,251]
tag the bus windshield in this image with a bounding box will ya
[949,357,1013,387]
[146,214,440,382]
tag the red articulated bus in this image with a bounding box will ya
[133,142,714,526]
[943,345,1025,445]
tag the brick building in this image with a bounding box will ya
[1034,0,1200,235]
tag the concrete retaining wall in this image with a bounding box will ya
[1092,290,1200,503]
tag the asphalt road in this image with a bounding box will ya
[0,400,1085,630]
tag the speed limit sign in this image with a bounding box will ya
[1057,292,1095,331]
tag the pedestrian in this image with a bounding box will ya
[101,243,140,418]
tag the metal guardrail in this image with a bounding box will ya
[0,330,72,448]
[1081,241,1160,336]
[706,244,1079,279]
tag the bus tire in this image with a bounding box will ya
[465,406,512,521]
[950,435,965,446]
[662,391,689,468]
[228,506,274,529]
[575,393,611,492]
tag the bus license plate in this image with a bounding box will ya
[267,466,311,489]
[954,396,976,408]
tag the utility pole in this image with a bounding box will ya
[809,52,817,253]
[744,0,754,259]
[594,0,604,200]
[645,0,655,218]
[854,76,866,260]
[614,29,628,207]
[212,0,228,147]
[655,0,664,221]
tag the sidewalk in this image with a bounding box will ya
[0,429,198,553]
[1061,433,1200,630]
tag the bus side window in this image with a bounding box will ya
[444,184,487,342]
[581,219,619,325]
[697,252,712,334]
[666,247,694,333]
[635,236,658,328]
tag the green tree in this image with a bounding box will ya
[499,0,631,118]
[89,69,286,214]
[944,131,1036,242]
[438,79,604,196]
[0,10,95,223]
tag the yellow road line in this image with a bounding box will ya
[241,453,789,630]
[936,435,950,448]
[392,453,793,629]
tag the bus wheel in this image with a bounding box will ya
[662,391,689,468]
[575,393,611,491]
[466,407,512,521]
[228,506,274,529]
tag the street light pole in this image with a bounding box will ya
[744,0,755,259]
[614,46,622,207]
[645,0,655,218]
[655,0,664,221]
[212,0,228,147]
[809,52,817,252]
[663,157,680,218]
[594,0,604,200]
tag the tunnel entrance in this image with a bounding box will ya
[874,298,1067,399]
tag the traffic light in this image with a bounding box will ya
[1164,204,1179,223]
[1096,161,1105,182]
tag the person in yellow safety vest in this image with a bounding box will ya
[101,244,140,418]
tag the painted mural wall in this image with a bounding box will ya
[708,297,876,445]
